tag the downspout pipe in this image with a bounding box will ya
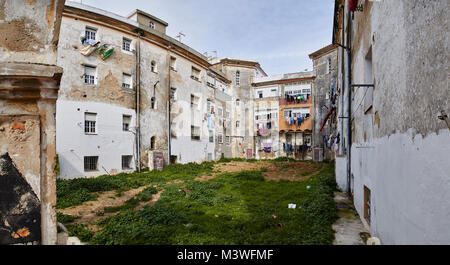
[167,45,172,165]
[345,7,352,196]
[136,34,141,172]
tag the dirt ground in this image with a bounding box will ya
[197,160,323,182]
[58,160,323,230]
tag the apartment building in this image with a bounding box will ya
[309,44,339,161]
[56,1,232,178]
[212,59,267,159]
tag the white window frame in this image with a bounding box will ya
[84,112,97,134]
[122,37,132,52]
[122,73,132,89]
[218,133,223,144]
[84,65,96,85]
[85,27,97,41]
[122,115,131,131]
[84,156,99,172]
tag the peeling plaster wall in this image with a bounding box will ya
[311,48,338,148]
[56,15,170,175]
[169,56,215,163]
[220,65,257,158]
[0,0,65,65]
[336,0,450,244]
[0,0,64,245]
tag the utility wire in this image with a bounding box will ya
[351,86,371,117]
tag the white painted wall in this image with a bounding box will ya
[56,100,136,179]
[351,129,450,244]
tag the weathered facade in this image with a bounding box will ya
[0,0,65,245]
[56,1,232,178]
[333,0,450,244]
[212,59,267,159]
[252,72,315,160]
[309,44,338,161]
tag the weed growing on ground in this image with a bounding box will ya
[56,161,214,209]
[83,162,337,245]
[66,224,94,243]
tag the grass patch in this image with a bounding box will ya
[66,224,94,243]
[56,161,214,209]
[136,186,159,202]
[104,198,140,213]
[85,162,337,245]
[56,212,79,224]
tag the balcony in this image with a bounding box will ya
[279,97,312,107]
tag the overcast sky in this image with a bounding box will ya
[75,0,335,75]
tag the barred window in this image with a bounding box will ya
[84,156,98,171]
[84,112,97,134]
[122,155,133,170]
[122,38,131,52]
[236,71,240,85]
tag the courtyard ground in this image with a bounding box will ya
[56,158,341,245]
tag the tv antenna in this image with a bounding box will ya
[176,31,186,42]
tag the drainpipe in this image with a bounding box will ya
[167,45,172,165]
[136,34,141,172]
[345,7,353,196]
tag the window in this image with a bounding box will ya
[85,27,96,41]
[327,59,331,74]
[191,126,200,140]
[84,65,96,85]
[209,131,214,143]
[191,67,200,81]
[84,112,97,134]
[226,136,231,145]
[236,99,240,106]
[122,37,131,52]
[217,108,223,117]
[226,111,230,119]
[122,155,133,170]
[191,94,199,109]
[84,156,98,171]
[122,73,132,89]
[151,61,157,73]
[364,47,374,113]
[236,71,240,85]
[218,133,223,144]
[151,97,156,109]
[151,136,156,150]
[123,115,131,131]
[236,121,240,128]
[364,186,371,225]
[170,57,176,71]
[258,91,263,98]
[149,21,155,29]
[170,87,177,100]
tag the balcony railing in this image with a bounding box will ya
[279,97,312,106]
